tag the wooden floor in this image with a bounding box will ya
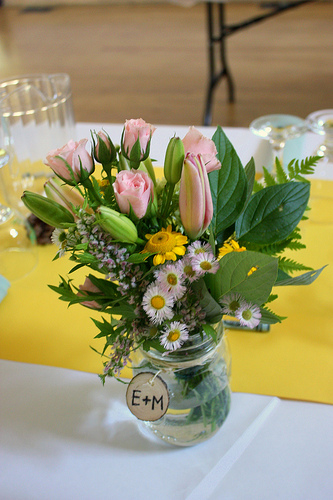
[0,2,332,127]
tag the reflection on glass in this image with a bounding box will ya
[0,148,37,281]
[306,109,333,163]
[250,114,307,174]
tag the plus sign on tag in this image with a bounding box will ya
[126,372,169,421]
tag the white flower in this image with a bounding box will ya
[191,252,219,274]
[160,321,189,351]
[51,228,67,257]
[142,284,174,325]
[219,293,245,315]
[235,303,262,329]
[177,256,201,282]
[187,240,212,258]
[154,263,186,299]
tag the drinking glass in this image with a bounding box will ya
[0,73,76,215]
[250,114,307,174]
[306,109,333,163]
[0,148,37,281]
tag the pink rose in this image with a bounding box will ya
[93,130,115,165]
[113,169,154,219]
[182,126,221,173]
[78,277,102,310]
[122,118,156,163]
[45,139,94,184]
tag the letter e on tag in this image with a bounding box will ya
[126,372,169,421]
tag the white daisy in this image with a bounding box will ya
[160,321,189,351]
[155,264,186,299]
[235,303,262,329]
[187,240,212,258]
[191,252,219,275]
[142,284,174,325]
[51,228,67,257]
[177,256,201,283]
[219,293,245,315]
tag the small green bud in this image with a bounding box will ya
[21,191,75,228]
[96,206,141,244]
[164,137,185,185]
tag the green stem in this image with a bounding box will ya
[161,182,175,219]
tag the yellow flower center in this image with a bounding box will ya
[229,300,240,312]
[200,261,212,271]
[151,295,165,310]
[184,264,195,277]
[195,248,206,254]
[167,273,178,286]
[146,231,177,253]
[167,330,180,342]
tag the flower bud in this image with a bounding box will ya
[179,153,213,239]
[45,139,94,185]
[121,118,156,168]
[44,177,86,215]
[92,130,116,166]
[96,206,140,244]
[164,136,184,184]
[21,191,75,229]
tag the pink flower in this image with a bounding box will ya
[182,126,221,173]
[113,169,154,219]
[121,118,156,164]
[179,153,213,239]
[78,277,102,310]
[93,130,115,165]
[45,139,94,184]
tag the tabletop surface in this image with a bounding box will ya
[1,122,333,499]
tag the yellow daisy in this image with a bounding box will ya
[218,239,246,260]
[143,225,188,266]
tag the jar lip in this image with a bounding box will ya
[139,324,224,362]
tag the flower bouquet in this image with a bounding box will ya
[22,119,324,446]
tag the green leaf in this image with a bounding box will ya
[235,182,310,244]
[274,265,327,286]
[244,157,256,204]
[127,252,152,263]
[209,126,248,237]
[191,279,223,323]
[202,323,218,343]
[214,250,278,305]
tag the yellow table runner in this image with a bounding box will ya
[1,179,332,404]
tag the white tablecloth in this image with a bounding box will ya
[1,359,332,500]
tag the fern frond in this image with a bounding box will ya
[253,179,264,192]
[265,294,278,304]
[275,159,288,184]
[287,155,321,180]
[262,166,276,186]
[286,241,306,251]
[278,257,313,274]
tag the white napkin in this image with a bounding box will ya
[0,275,10,303]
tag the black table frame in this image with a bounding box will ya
[204,0,314,125]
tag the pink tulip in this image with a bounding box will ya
[121,118,156,164]
[45,139,94,184]
[179,153,213,239]
[78,277,102,310]
[182,126,221,173]
[113,169,154,219]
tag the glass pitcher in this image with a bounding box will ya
[0,73,76,216]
